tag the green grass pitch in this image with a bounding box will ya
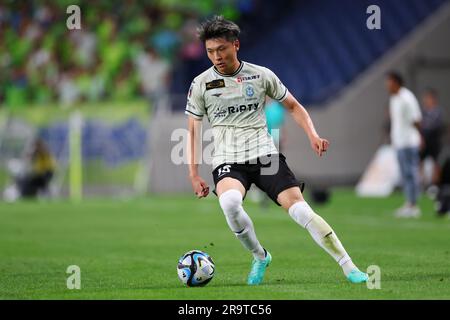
[1,189,449,299]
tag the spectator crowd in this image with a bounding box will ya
[0,0,255,108]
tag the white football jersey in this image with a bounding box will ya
[185,61,289,169]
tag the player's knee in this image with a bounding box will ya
[219,189,243,216]
[288,201,332,236]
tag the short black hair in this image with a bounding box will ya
[197,15,240,43]
[386,71,404,86]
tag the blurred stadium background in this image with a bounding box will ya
[1,0,449,198]
[2,0,450,198]
[1,0,450,300]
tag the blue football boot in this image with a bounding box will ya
[347,269,369,283]
[247,250,272,285]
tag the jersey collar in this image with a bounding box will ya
[213,60,244,77]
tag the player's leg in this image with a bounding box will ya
[255,154,366,283]
[216,177,267,261]
[419,144,427,189]
[216,177,271,285]
[396,148,413,216]
[396,148,421,217]
[402,148,421,216]
[277,186,368,283]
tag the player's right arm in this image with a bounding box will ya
[187,116,209,198]
[281,93,329,156]
[185,79,209,198]
[264,67,329,157]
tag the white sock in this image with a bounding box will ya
[219,190,266,260]
[288,201,359,277]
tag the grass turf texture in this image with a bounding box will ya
[0,189,449,299]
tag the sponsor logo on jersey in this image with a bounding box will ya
[213,103,260,119]
[236,75,260,83]
[227,103,259,114]
[245,85,254,97]
[206,79,225,90]
[213,108,227,118]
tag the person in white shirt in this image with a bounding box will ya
[386,71,423,217]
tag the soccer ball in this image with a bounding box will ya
[177,250,215,287]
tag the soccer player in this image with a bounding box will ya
[186,16,368,285]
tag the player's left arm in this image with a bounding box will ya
[281,93,329,157]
